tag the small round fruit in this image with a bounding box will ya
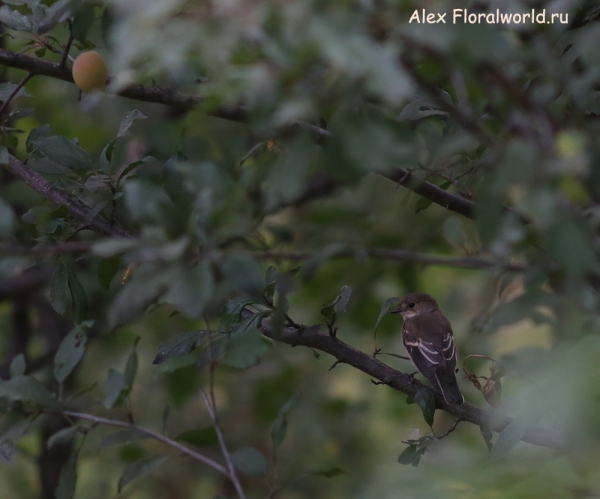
[72,51,108,92]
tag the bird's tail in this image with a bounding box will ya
[434,373,464,405]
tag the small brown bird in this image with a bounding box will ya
[391,292,464,405]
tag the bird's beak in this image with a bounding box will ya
[390,308,401,315]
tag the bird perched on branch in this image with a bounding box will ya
[391,292,464,405]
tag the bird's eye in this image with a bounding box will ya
[408,302,415,309]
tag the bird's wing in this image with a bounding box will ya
[403,313,457,378]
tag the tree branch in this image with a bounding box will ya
[62,410,229,476]
[5,153,130,238]
[0,48,247,122]
[252,313,562,450]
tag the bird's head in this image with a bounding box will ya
[391,292,440,319]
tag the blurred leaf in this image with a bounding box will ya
[480,415,493,453]
[0,416,31,462]
[230,447,267,477]
[489,410,541,462]
[224,329,270,369]
[414,387,435,428]
[175,427,218,447]
[271,393,299,449]
[0,146,9,166]
[0,82,30,101]
[264,265,278,299]
[153,331,205,365]
[0,6,35,31]
[66,264,87,324]
[38,0,73,34]
[222,255,264,298]
[321,286,352,324]
[118,455,169,493]
[231,311,269,339]
[54,323,89,383]
[99,430,149,448]
[163,263,214,318]
[0,376,61,411]
[373,296,399,338]
[218,297,254,333]
[9,353,25,378]
[310,467,346,478]
[397,444,425,467]
[55,452,78,499]
[0,196,15,237]
[31,135,92,173]
[103,369,128,409]
[100,139,116,174]
[118,110,147,138]
[117,156,155,184]
[154,354,198,374]
[48,426,79,449]
[98,256,120,291]
[50,260,69,315]
[124,338,139,388]
[71,3,94,42]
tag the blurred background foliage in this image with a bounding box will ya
[1,0,600,497]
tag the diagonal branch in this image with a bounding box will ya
[0,48,247,122]
[5,153,130,238]
[62,410,228,475]
[252,313,562,450]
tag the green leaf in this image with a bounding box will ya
[230,447,267,477]
[231,310,269,338]
[0,196,14,237]
[397,444,425,467]
[224,330,270,369]
[54,324,89,383]
[153,331,205,365]
[118,455,169,493]
[71,3,95,42]
[26,124,50,153]
[0,416,31,461]
[124,338,139,388]
[153,354,197,374]
[48,426,80,449]
[31,135,92,173]
[373,296,399,337]
[98,429,149,448]
[9,353,26,378]
[414,387,436,428]
[99,139,116,174]
[222,255,265,298]
[310,467,346,478]
[0,375,61,411]
[117,156,155,184]
[321,286,352,324]
[271,393,299,449]
[118,110,147,138]
[163,263,214,318]
[103,369,128,409]
[264,265,278,299]
[55,452,78,499]
[489,410,541,462]
[98,256,120,291]
[175,427,218,447]
[50,260,69,315]
[66,264,87,324]
[0,82,30,101]
[218,297,254,333]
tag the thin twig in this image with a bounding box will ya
[201,392,247,499]
[0,72,33,120]
[62,410,228,476]
[201,330,247,499]
[59,24,74,68]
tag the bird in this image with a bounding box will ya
[391,292,464,405]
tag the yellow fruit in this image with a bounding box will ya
[72,51,108,92]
